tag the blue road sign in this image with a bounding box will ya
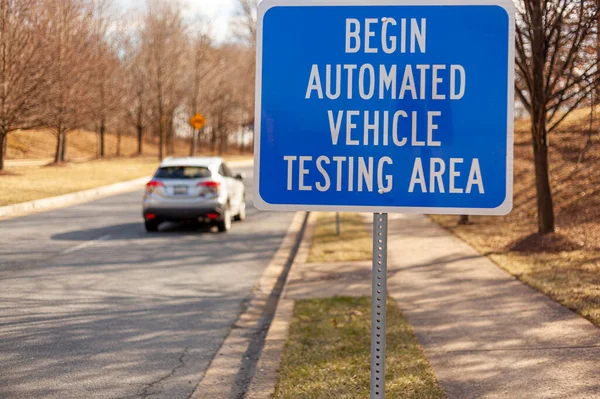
[254,0,515,215]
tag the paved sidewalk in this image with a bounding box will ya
[387,214,600,399]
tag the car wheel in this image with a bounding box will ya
[234,198,246,221]
[217,207,232,233]
[145,220,160,232]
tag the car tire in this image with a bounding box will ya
[145,220,160,232]
[234,198,246,221]
[217,207,232,233]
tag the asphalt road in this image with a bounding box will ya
[0,166,295,399]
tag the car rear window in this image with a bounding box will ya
[154,166,211,179]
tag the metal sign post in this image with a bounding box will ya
[371,213,388,398]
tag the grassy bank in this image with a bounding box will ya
[0,158,159,206]
[431,107,600,325]
[307,213,372,263]
[275,297,445,399]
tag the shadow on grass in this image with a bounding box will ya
[507,232,584,253]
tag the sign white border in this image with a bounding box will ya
[253,0,515,215]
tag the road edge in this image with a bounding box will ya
[0,159,254,221]
[245,212,317,398]
[190,210,309,398]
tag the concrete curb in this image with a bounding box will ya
[190,211,309,399]
[246,212,318,399]
[0,176,151,220]
[0,158,254,221]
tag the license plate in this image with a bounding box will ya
[173,186,188,195]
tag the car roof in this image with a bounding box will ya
[159,157,223,168]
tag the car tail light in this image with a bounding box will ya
[197,181,220,188]
[198,181,220,198]
[146,180,164,194]
[145,213,157,220]
[206,213,220,219]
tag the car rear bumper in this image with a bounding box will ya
[143,206,224,220]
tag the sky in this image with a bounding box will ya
[116,0,237,42]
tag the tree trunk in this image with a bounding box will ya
[165,125,171,156]
[159,119,164,160]
[240,129,246,154]
[96,127,100,158]
[167,124,173,156]
[532,133,555,234]
[100,119,106,158]
[529,0,555,234]
[190,128,197,156]
[167,115,175,156]
[137,124,143,156]
[0,132,5,171]
[60,130,67,162]
[116,132,121,157]
[220,130,227,155]
[54,129,62,164]
[197,127,202,155]
[2,131,7,158]
[211,128,217,153]
[169,132,175,155]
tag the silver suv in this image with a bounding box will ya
[142,157,246,232]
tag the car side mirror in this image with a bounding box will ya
[235,173,245,181]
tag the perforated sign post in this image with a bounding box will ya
[255,0,514,397]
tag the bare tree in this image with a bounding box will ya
[515,0,600,234]
[202,45,249,155]
[0,0,48,170]
[94,45,125,158]
[142,1,187,160]
[231,0,257,46]
[42,0,97,163]
[123,38,150,156]
[89,0,125,158]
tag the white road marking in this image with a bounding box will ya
[61,234,111,255]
